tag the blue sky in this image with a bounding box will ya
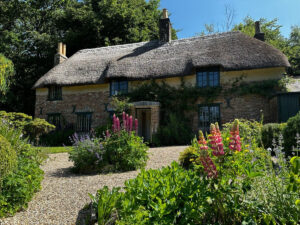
[159,0,300,39]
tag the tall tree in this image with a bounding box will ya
[0,0,175,114]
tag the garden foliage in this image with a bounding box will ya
[0,134,17,184]
[91,119,300,224]
[261,123,286,149]
[0,121,43,218]
[284,112,300,154]
[0,111,55,143]
[69,112,148,173]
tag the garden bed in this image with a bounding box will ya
[0,146,186,225]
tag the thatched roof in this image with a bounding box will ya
[33,31,290,88]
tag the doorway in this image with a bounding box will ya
[136,108,151,142]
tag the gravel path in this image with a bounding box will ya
[0,146,186,225]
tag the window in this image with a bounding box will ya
[76,112,92,132]
[110,80,128,96]
[47,113,61,129]
[196,69,220,88]
[48,86,62,101]
[198,104,220,134]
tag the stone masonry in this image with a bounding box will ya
[35,90,110,130]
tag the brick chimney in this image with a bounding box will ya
[254,21,265,41]
[159,9,172,43]
[54,42,67,66]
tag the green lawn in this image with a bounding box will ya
[35,146,73,154]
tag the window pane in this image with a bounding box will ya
[197,72,207,87]
[119,81,128,94]
[199,105,220,133]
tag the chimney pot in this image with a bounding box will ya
[54,42,67,66]
[163,9,168,19]
[62,44,66,56]
[254,21,265,42]
[58,42,63,54]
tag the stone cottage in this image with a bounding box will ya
[33,9,290,141]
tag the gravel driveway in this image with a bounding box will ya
[0,146,186,225]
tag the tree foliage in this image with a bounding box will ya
[0,0,176,114]
[233,17,300,75]
[0,54,14,97]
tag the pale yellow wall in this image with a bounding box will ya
[36,67,286,95]
[221,67,286,83]
[36,83,109,96]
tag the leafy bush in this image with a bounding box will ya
[283,112,300,154]
[69,134,105,174]
[0,135,17,183]
[69,113,148,173]
[223,118,262,144]
[103,130,148,172]
[178,146,197,169]
[261,123,286,149]
[39,128,74,146]
[0,111,55,143]
[0,122,43,218]
[90,119,299,224]
[152,113,193,146]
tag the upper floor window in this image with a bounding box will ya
[48,86,62,101]
[196,68,220,88]
[110,80,128,96]
[47,113,61,129]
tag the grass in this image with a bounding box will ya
[35,146,73,154]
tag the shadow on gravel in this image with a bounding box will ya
[76,203,96,225]
[49,167,100,178]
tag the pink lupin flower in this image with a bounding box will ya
[116,117,120,132]
[126,114,129,132]
[229,119,241,152]
[129,116,133,132]
[209,124,224,156]
[135,118,138,134]
[122,112,126,129]
[112,114,117,133]
[106,130,111,139]
[198,131,218,178]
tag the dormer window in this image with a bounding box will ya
[110,80,128,96]
[196,68,220,88]
[48,86,62,101]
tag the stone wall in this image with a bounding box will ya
[35,90,110,130]
[191,94,273,132]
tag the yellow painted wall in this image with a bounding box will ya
[36,83,109,96]
[36,67,286,95]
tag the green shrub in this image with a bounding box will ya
[69,135,105,174]
[283,112,300,154]
[39,129,74,146]
[178,146,197,169]
[0,145,44,217]
[69,131,148,173]
[152,113,193,146]
[0,135,17,183]
[95,123,112,138]
[89,120,300,224]
[222,118,262,144]
[103,130,148,172]
[261,123,286,149]
[0,122,44,218]
[0,111,55,143]
[91,162,205,225]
